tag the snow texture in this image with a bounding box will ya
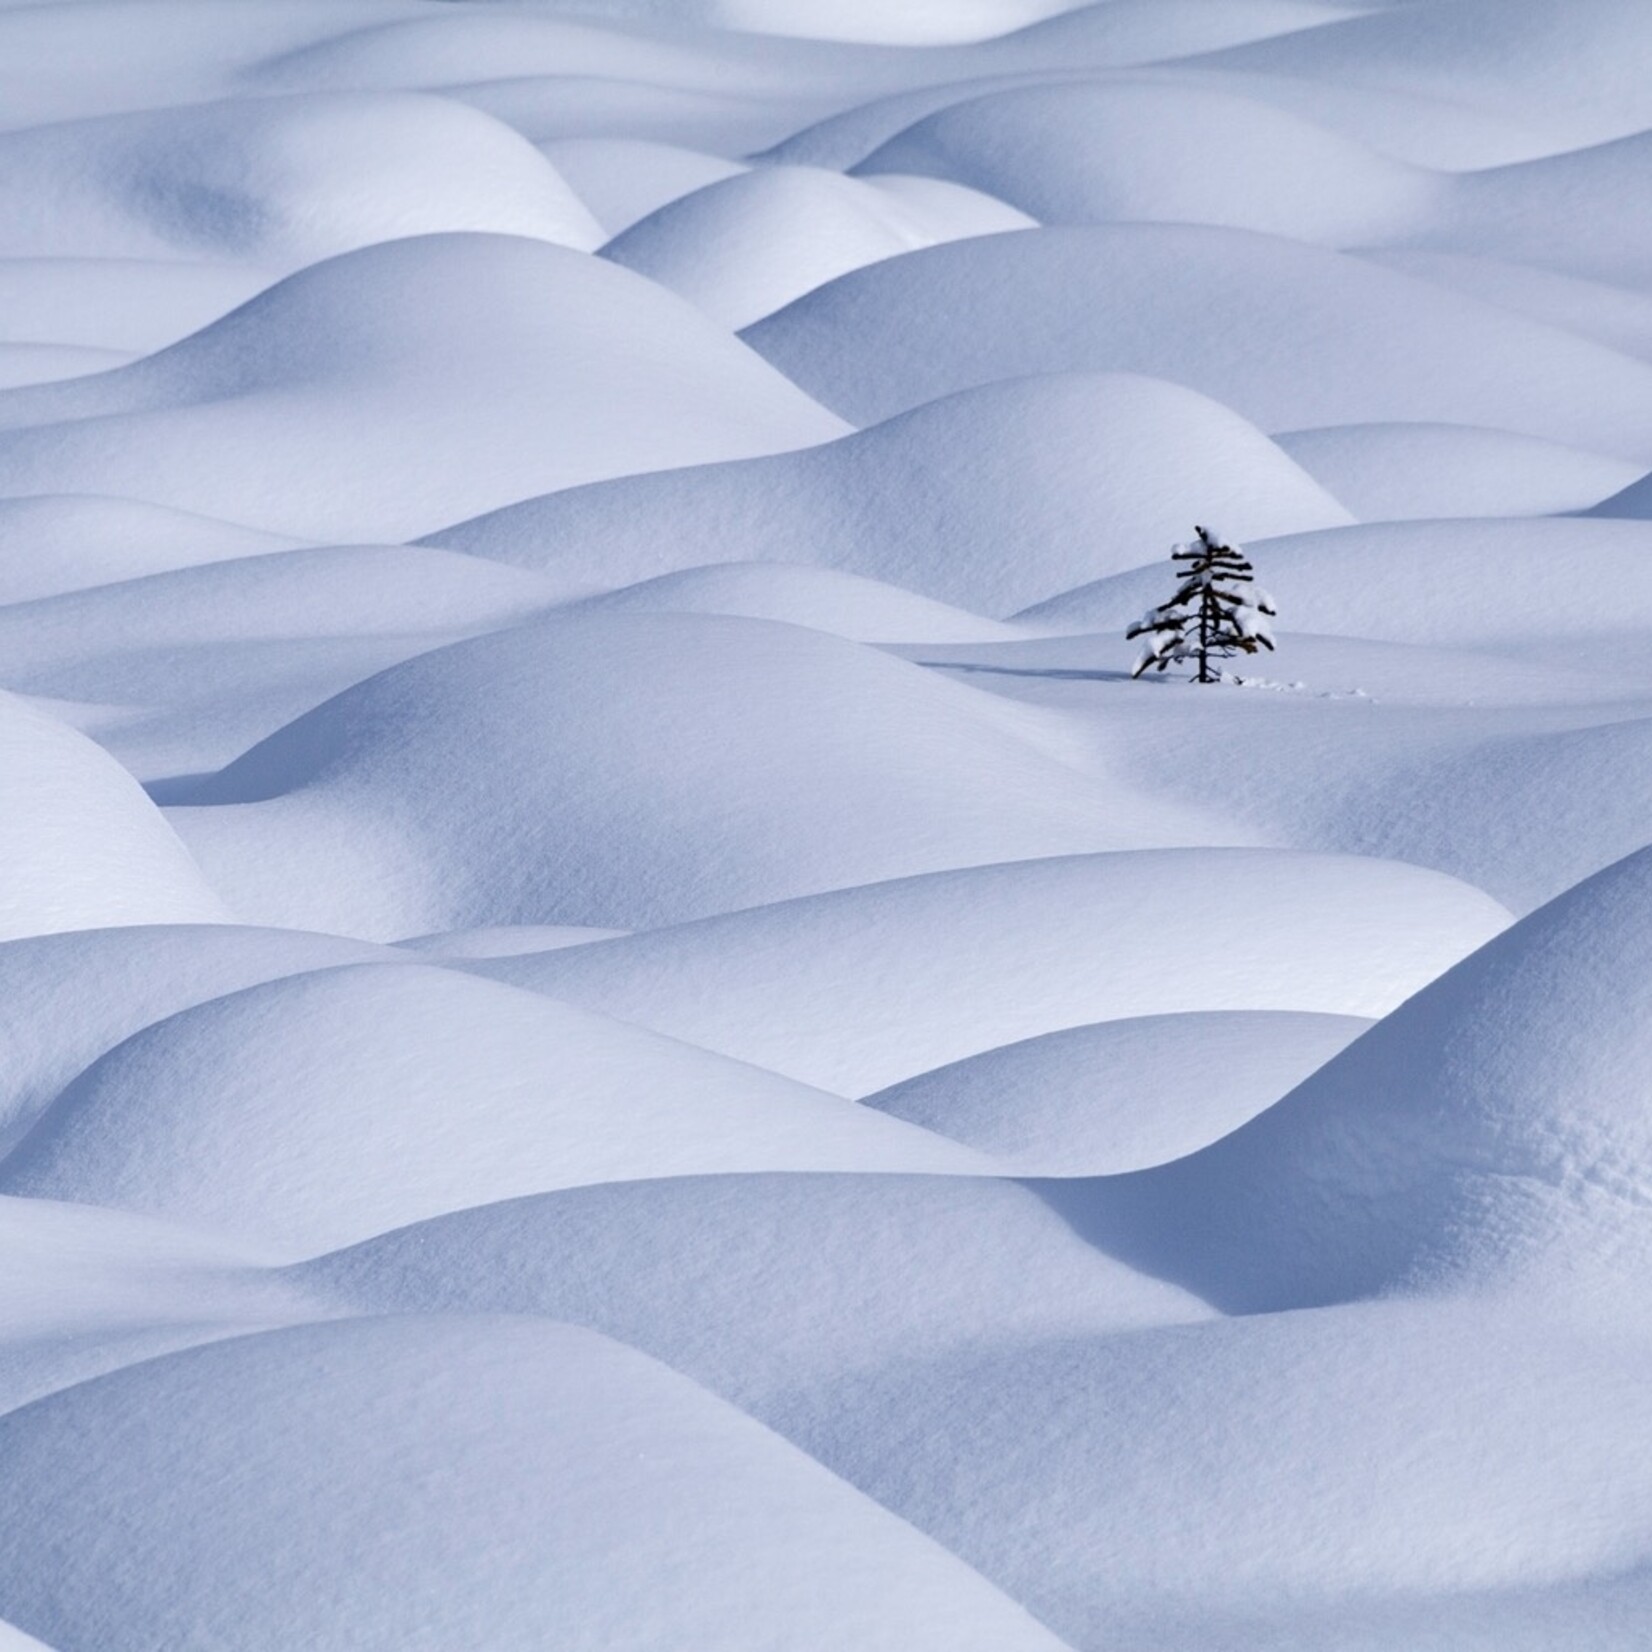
[7,2,1652,1648]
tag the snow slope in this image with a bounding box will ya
[429,372,1351,614]
[777,1295,1652,1652]
[164,610,1189,937]
[863,1010,1372,1173]
[0,694,227,944]
[0,963,986,1254]
[0,496,306,606]
[559,561,1021,642]
[1274,423,1642,521]
[0,925,406,1150]
[543,136,749,235]
[0,1193,311,1415]
[0,1317,1071,1652]
[744,224,1652,457]
[303,1173,1212,1409]
[1066,845,1652,1311]
[0,92,603,269]
[474,849,1509,1094]
[603,163,1033,328]
[855,80,1434,245]
[1023,517,1652,645]
[0,234,847,542]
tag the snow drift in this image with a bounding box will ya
[428,372,1351,615]
[0,1316,1070,1651]
[164,610,1174,937]
[743,223,1652,458]
[475,848,1510,1094]
[0,92,602,268]
[0,694,227,945]
[0,963,985,1253]
[1063,845,1652,1311]
[0,234,848,541]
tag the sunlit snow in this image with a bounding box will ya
[3,3,1652,1649]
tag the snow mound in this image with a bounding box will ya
[474,849,1511,1094]
[783,1295,1652,1651]
[1196,0,1652,152]
[0,234,848,542]
[742,224,1652,457]
[857,81,1432,245]
[303,1174,1211,1412]
[394,924,628,959]
[864,1010,1371,1174]
[0,496,305,607]
[428,373,1352,615]
[0,694,227,946]
[452,75,826,156]
[1418,130,1652,289]
[0,963,987,1255]
[604,164,1033,330]
[0,1194,311,1415]
[0,546,556,698]
[274,0,1090,52]
[164,610,1165,938]
[1309,717,1652,932]
[1069,846,1652,1311]
[562,562,1019,643]
[1276,423,1642,521]
[0,92,602,267]
[0,257,264,356]
[0,1316,1070,1652]
[0,343,131,391]
[542,136,748,235]
[1021,518,1652,645]
[1368,248,1652,365]
[0,925,405,1151]
[1590,466,1652,520]
[668,0,1089,46]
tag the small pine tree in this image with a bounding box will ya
[1127,525,1277,683]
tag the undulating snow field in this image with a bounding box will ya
[3,1,1652,1646]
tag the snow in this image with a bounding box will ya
[470,849,1509,1094]
[0,233,848,542]
[744,224,1652,456]
[0,1193,311,1415]
[0,963,988,1254]
[1065,844,1652,1311]
[0,692,229,945]
[1276,423,1643,521]
[862,1010,1371,1173]
[0,1317,1071,1651]
[0,92,604,269]
[0,924,406,1151]
[7,2,1652,1646]
[428,371,1351,615]
[1022,517,1652,646]
[772,1295,1652,1651]
[541,136,750,235]
[303,1174,1212,1413]
[0,496,306,606]
[854,80,1434,245]
[162,610,1184,937]
[1193,0,1652,152]
[558,560,1023,642]
[603,163,1033,329]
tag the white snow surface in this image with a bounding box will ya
[427,371,1352,614]
[8,3,1652,1648]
